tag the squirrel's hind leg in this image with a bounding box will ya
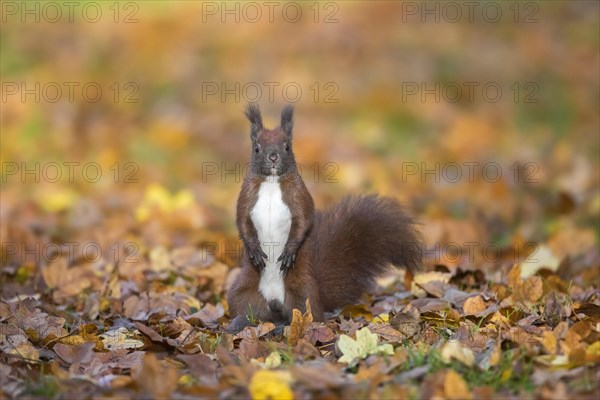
[227,266,271,323]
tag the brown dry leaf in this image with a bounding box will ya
[293,338,322,359]
[288,299,313,346]
[545,291,569,327]
[290,361,347,390]
[233,323,276,341]
[463,296,488,315]
[411,272,452,298]
[539,331,558,355]
[136,353,179,399]
[575,303,600,318]
[186,303,225,326]
[161,317,193,338]
[195,261,229,294]
[522,276,543,303]
[304,324,336,345]
[508,263,522,292]
[444,369,472,400]
[508,264,544,304]
[165,328,201,351]
[239,337,271,360]
[548,225,596,260]
[41,258,93,302]
[177,353,219,386]
[123,292,200,321]
[391,312,421,338]
[53,342,96,365]
[417,280,450,298]
[367,323,406,343]
[2,335,39,362]
[134,322,165,343]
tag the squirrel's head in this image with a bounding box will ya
[245,104,296,177]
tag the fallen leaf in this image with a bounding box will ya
[248,369,293,400]
[53,342,96,365]
[41,259,93,302]
[390,312,421,338]
[367,323,406,343]
[288,299,313,346]
[463,295,488,315]
[337,327,394,365]
[136,353,179,399]
[290,361,347,390]
[186,303,225,327]
[521,245,561,278]
[440,341,475,367]
[507,264,544,304]
[100,327,144,350]
[411,272,452,298]
[444,369,472,400]
[539,331,558,355]
[176,353,219,386]
[575,303,600,318]
[522,276,543,303]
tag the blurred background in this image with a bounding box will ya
[1,1,599,286]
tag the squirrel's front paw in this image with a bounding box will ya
[278,245,297,275]
[247,245,267,271]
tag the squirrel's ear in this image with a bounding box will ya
[245,103,263,140]
[280,105,294,138]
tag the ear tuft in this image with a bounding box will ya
[245,103,263,139]
[280,105,294,137]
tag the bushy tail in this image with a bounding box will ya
[309,195,423,310]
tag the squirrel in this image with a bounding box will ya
[227,104,423,325]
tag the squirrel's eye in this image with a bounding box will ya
[254,147,260,154]
[284,144,290,152]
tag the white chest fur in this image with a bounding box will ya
[250,177,291,305]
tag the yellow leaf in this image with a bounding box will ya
[265,351,282,369]
[178,374,194,386]
[585,341,600,363]
[135,184,195,221]
[59,335,86,346]
[444,369,472,400]
[149,246,172,272]
[173,190,194,209]
[249,370,293,400]
[372,313,390,324]
[38,187,78,212]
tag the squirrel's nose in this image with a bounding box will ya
[269,153,279,162]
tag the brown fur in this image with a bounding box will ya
[227,105,423,324]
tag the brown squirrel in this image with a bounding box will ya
[227,104,423,324]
